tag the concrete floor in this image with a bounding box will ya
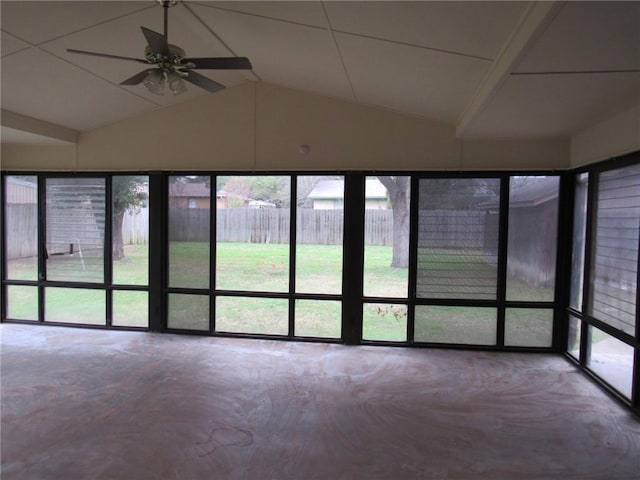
[1,324,639,480]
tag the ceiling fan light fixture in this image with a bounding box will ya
[143,69,166,96]
[167,71,187,95]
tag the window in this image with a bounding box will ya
[113,179,149,284]
[296,175,344,295]
[506,176,559,302]
[46,178,105,283]
[504,308,553,348]
[589,163,639,336]
[112,175,149,328]
[363,176,409,298]
[216,297,288,335]
[413,178,500,346]
[417,178,500,300]
[570,173,588,311]
[216,175,290,293]
[567,314,581,360]
[2,162,635,413]
[6,286,38,321]
[415,306,497,345]
[294,176,345,338]
[5,176,38,281]
[363,303,407,342]
[168,293,209,331]
[566,155,639,406]
[4,176,38,321]
[587,326,634,399]
[168,176,210,289]
[45,287,105,325]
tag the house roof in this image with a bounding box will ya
[509,178,560,208]
[216,189,250,202]
[308,178,387,200]
[6,176,37,188]
[480,177,559,209]
[169,182,211,197]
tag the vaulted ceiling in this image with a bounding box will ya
[1,1,639,145]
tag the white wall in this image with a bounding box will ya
[570,102,640,168]
[1,144,77,170]
[2,82,571,172]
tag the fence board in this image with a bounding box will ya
[5,204,38,259]
[122,208,149,245]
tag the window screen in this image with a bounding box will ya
[46,178,105,283]
[363,176,409,298]
[296,175,344,295]
[506,176,559,302]
[168,176,210,289]
[417,178,500,300]
[570,174,588,310]
[216,175,290,293]
[5,176,38,281]
[590,163,639,335]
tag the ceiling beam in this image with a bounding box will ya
[1,109,79,144]
[455,1,564,139]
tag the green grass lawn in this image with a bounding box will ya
[6,242,558,344]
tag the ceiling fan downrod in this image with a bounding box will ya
[157,0,178,39]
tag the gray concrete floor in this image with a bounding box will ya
[1,323,639,480]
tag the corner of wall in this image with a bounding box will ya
[570,103,640,168]
[459,137,570,171]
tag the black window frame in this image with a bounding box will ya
[1,160,637,415]
[564,151,640,410]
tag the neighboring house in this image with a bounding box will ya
[168,182,211,209]
[216,189,251,208]
[6,177,37,204]
[248,199,276,208]
[307,178,388,210]
[483,177,559,287]
[168,183,273,209]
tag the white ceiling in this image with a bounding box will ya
[1,1,639,145]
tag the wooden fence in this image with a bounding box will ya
[4,205,148,259]
[507,203,557,287]
[417,210,486,249]
[5,204,38,260]
[122,207,149,245]
[169,208,393,245]
[2,206,561,293]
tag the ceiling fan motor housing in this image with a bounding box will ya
[157,0,178,8]
[145,44,185,65]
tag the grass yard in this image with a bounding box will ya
[6,242,559,344]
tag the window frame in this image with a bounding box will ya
[564,152,640,409]
[2,161,636,416]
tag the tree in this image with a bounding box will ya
[376,177,506,269]
[296,176,321,207]
[377,176,410,268]
[112,176,147,261]
[419,178,499,209]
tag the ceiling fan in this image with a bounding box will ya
[66,0,252,96]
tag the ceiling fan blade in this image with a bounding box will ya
[183,57,252,70]
[183,70,226,93]
[67,49,148,64]
[141,26,169,57]
[120,69,155,86]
